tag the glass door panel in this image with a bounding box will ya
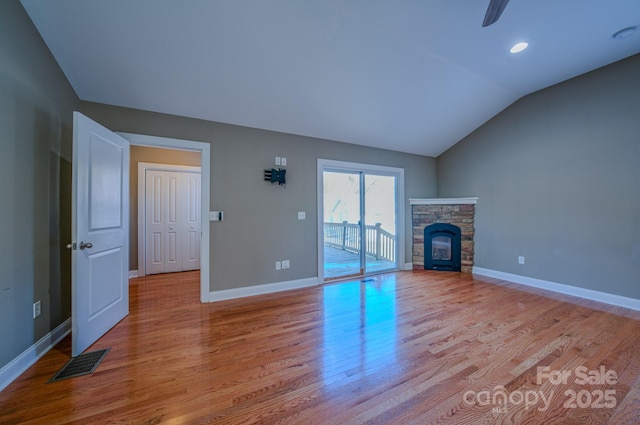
[323,171,363,279]
[364,174,397,274]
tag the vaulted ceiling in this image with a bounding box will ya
[20,0,640,156]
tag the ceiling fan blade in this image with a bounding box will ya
[482,0,510,27]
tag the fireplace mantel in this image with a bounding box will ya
[409,197,478,205]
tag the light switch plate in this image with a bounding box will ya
[33,300,41,319]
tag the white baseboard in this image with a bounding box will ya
[473,267,640,311]
[0,318,71,392]
[209,277,320,302]
[129,270,139,279]
[404,262,413,270]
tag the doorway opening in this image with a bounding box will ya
[119,133,211,303]
[317,160,404,281]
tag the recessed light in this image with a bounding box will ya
[510,42,528,54]
[612,26,637,40]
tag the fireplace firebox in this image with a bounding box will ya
[424,223,461,271]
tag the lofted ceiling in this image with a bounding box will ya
[20,0,640,157]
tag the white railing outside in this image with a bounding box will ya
[324,221,396,262]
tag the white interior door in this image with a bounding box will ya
[145,170,181,274]
[145,170,200,274]
[182,172,201,271]
[72,112,129,356]
[145,171,167,275]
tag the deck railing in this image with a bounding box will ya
[323,221,396,262]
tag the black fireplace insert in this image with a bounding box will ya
[424,223,461,271]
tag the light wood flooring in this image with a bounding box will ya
[1,270,640,424]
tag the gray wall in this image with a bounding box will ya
[80,102,437,291]
[0,1,79,369]
[437,54,640,299]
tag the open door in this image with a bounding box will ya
[71,112,129,356]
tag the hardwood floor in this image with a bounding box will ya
[2,270,640,424]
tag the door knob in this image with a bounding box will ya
[79,241,93,250]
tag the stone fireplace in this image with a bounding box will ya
[410,198,477,273]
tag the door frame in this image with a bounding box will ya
[137,162,202,277]
[317,159,405,281]
[119,133,210,303]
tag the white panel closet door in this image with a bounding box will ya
[182,172,201,271]
[146,171,164,275]
[145,169,200,274]
[164,172,182,273]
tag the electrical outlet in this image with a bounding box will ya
[298,211,306,220]
[281,157,287,166]
[33,300,41,319]
[275,261,282,270]
[282,260,290,269]
[275,157,281,166]
[518,256,525,265]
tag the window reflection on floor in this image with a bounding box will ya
[322,276,397,387]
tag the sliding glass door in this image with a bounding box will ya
[319,160,404,281]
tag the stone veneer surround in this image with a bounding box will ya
[410,198,477,273]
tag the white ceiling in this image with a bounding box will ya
[20,0,640,157]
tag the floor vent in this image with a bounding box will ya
[48,349,110,383]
